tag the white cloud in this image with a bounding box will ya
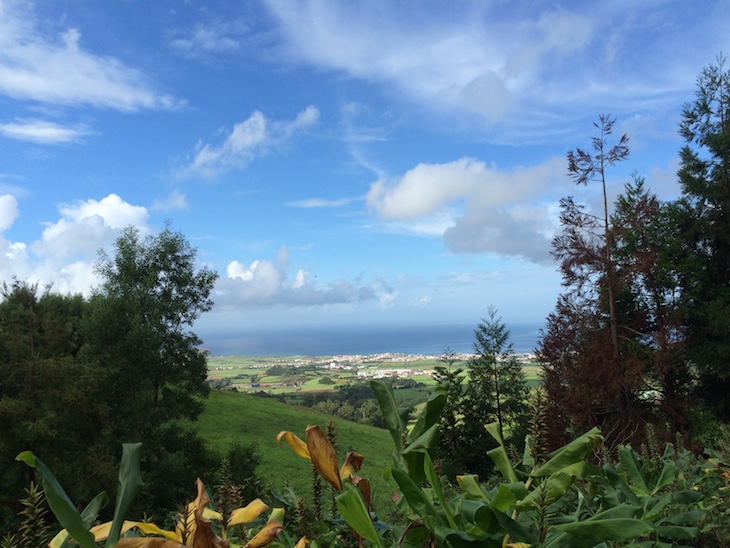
[0,193,153,296]
[151,189,189,211]
[0,194,19,232]
[284,197,352,208]
[264,1,709,140]
[0,1,179,111]
[216,245,396,308]
[181,106,320,178]
[169,20,248,58]
[366,156,566,263]
[0,119,92,144]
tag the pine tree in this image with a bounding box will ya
[448,308,529,478]
[672,56,730,420]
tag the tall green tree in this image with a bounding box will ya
[672,56,730,420]
[82,224,219,514]
[441,309,529,479]
[432,348,465,473]
[0,281,112,533]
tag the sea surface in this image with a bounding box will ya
[200,321,544,357]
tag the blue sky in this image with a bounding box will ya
[0,0,728,343]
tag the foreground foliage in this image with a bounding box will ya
[11,379,730,546]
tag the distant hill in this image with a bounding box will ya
[195,390,399,515]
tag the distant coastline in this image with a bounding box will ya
[200,321,544,357]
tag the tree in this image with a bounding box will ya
[440,309,529,479]
[0,281,113,533]
[539,119,650,451]
[82,224,218,514]
[672,56,730,420]
[540,172,694,449]
[611,177,692,436]
[566,114,629,359]
[432,349,465,469]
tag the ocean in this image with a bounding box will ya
[200,321,544,357]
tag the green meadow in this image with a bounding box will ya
[193,390,399,514]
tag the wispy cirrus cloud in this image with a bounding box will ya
[284,197,352,208]
[169,20,248,59]
[263,1,719,142]
[0,0,180,111]
[0,119,92,144]
[151,190,189,212]
[179,106,319,179]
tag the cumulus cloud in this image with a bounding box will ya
[0,1,179,111]
[0,119,93,144]
[180,106,319,178]
[1,193,153,296]
[366,156,566,263]
[215,245,397,308]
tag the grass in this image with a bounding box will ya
[194,390,399,515]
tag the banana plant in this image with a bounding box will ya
[17,443,144,548]
[17,445,287,548]
[277,424,379,547]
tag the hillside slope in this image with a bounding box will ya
[195,390,398,513]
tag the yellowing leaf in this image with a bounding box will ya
[227,499,269,526]
[277,431,311,459]
[135,522,181,541]
[339,451,365,480]
[115,539,186,547]
[89,520,145,541]
[293,536,308,548]
[244,519,284,548]
[306,425,342,490]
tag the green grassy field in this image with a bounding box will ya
[194,390,399,514]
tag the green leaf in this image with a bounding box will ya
[459,499,498,534]
[643,492,672,522]
[489,484,519,512]
[336,483,383,548]
[105,443,144,547]
[391,468,444,530]
[403,424,440,457]
[669,489,703,504]
[517,462,598,511]
[408,386,446,443]
[653,525,700,540]
[663,510,705,526]
[433,525,496,547]
[651,460,676,494]
[370,380,403,455]
[618,446,649,495]
[402,423,440,483]
[423,452,457,529]
[484,424,519,484]
[554,518,654,541]
[457,474,490,504]
[531,427,602,478]
[604,463,640,505]
[16,451,98,548]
